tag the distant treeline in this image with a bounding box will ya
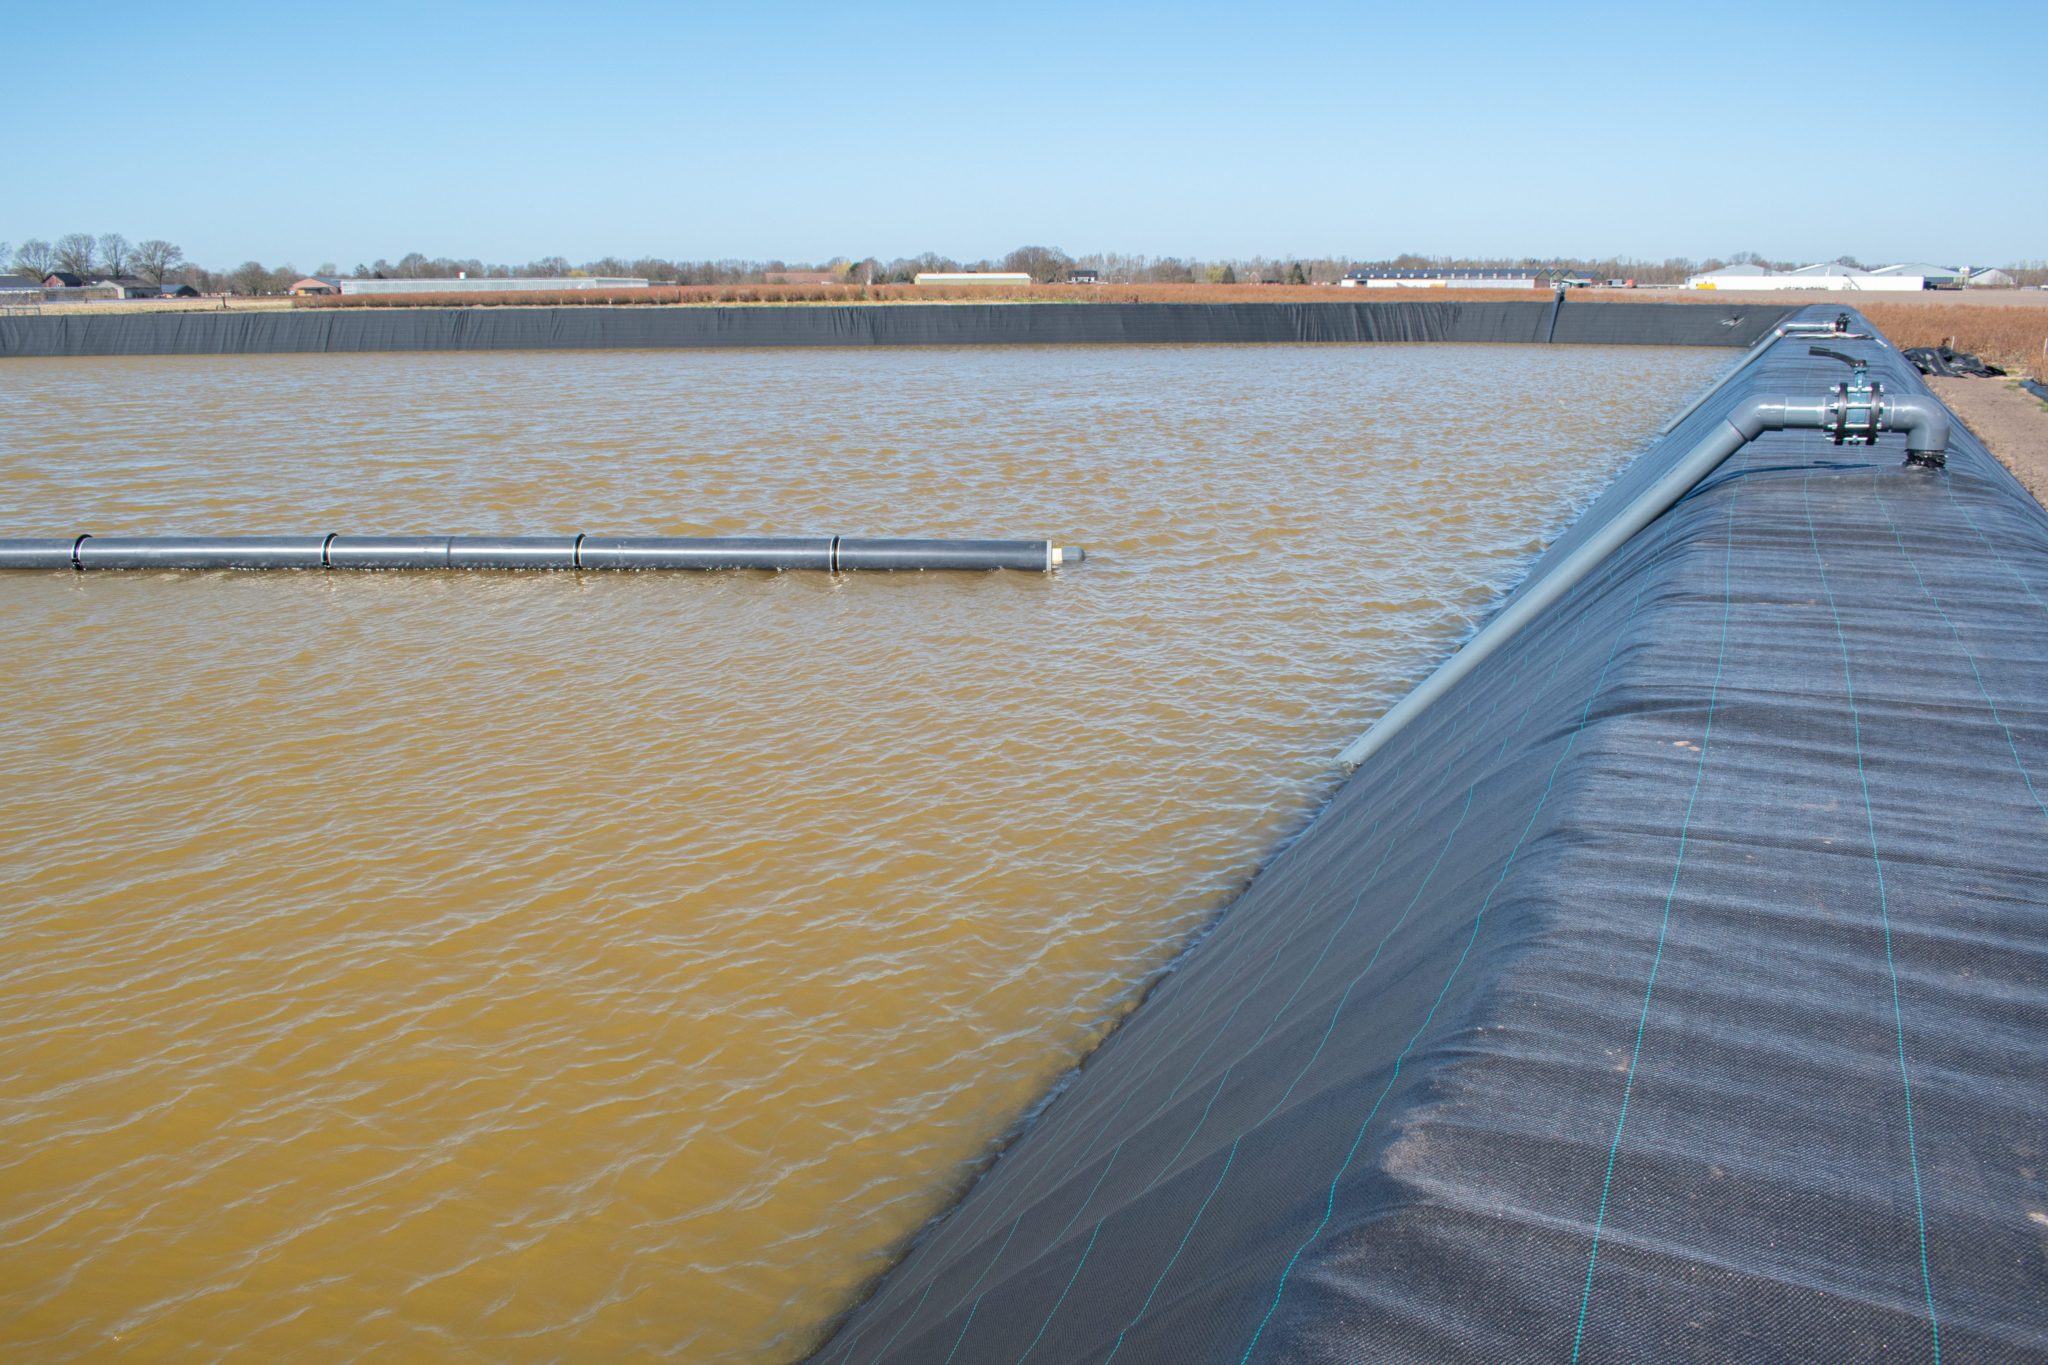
[8,234,2047,294]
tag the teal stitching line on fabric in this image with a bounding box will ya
[1942,478,2048,618]
[1084,612,1598,1359]
[1252,872,1385,1049]
[1241,844,1405,1085]
[1214,701,1496,1069]
[840,809,1403,1359]
[938,763,1450,1268]
[936,867,1391,1363]
[916,687,1506,1346]
[1145,1064,1238,1191]
[1251,584,1594,1127]
[993,665,1502,1178]
[937,1219,1032,1365]
[949,1070,1232,1365]
[1569,487,1737,1362]
[849,808,1413,1360]
[1240,510,1682,1364]
[1046,1142,1126,1252]
[958,1038,1176,1255]
[1877,480,2048,824]
[831,527,1597,1358]
[939,1297,981,1365]
[835,556,1613,1358]
[1250,782,1478,1128]
[933,1152,1117,1365]
[1175,587,1595,1015]
[982,730,1486,1355]
[889,715,1480,1359]
[931,1145,1121,1365]
[1101,1134,1244,1364]
[1097,609,1589,1365]
[858,1277,934,1365]
[1011,1220,1101,1365]
[937,932,1290,1300]
[1807,473,1941,1360]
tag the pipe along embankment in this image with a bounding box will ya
[814,306,2048,1362]
[0,535,1081,573]
[1335,329,1950,771]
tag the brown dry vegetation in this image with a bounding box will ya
[293,282,1557,309]
[1855,301,2048,381]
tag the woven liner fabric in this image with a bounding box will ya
[816,307,2048,1363]
[0,301,1787,358]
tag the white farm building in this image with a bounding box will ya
[912,273,1034,286]
[1341,269,1544,290]
[1687,263,1927,292]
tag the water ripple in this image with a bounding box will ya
[0,342,1720,1359]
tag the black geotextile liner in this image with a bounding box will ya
[0,300,1788,358]
[815,308,2048,1363]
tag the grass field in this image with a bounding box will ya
[1856,300,2048,380]
[289,281,1419,308]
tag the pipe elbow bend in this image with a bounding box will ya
[1726,394,1789,442]
[1885,396,1951,457]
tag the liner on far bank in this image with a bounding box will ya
[0,301,1791,358]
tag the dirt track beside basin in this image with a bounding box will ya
[1929,375,2048,507]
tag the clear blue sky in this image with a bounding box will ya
[8,0,2039,270]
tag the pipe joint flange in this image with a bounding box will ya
[1826,376,1884,446]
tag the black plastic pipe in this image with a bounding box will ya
[577,536,835,571]
[837,538,1058,571]
[77,535,330,570]
[0,534,1084,573]
[0,537,79,570]
[326,535,451,569]
[451,535,581,570]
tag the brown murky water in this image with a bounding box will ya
[0,343,1720,1360]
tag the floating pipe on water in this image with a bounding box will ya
[325,535,451,569]
[0,537,80,570]
[0,534,1085,574]
[77,535,330,570]
[577,536,834,571]
[1336,386,1950,773]
[837,538,1057,572]
[450,535,580,570]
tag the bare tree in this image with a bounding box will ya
[228,260,273,295]
[13,238,54,278]
[1001,245,1074,283]
[97,233,132,276]
[52,232,98,276]
[133,239,184,285]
